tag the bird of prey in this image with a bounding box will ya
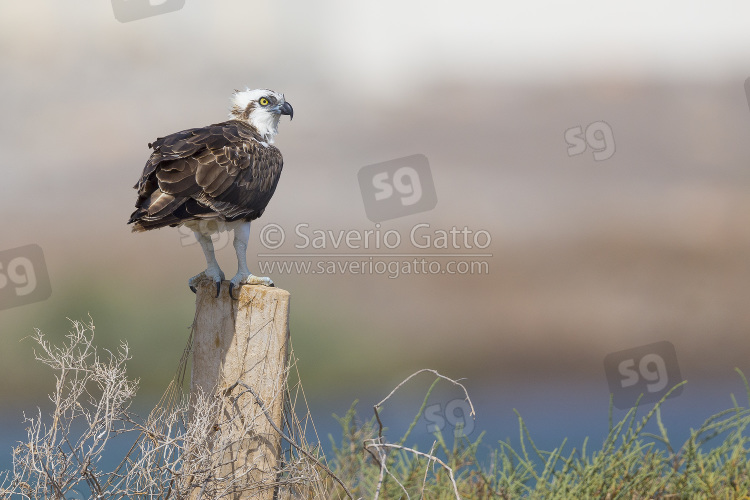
[128,88,293,299]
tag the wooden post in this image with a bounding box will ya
[189,280,290,499]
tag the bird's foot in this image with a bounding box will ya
[189,268,226,297]
[228,272,275,300]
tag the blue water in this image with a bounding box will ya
[315,377,746,465]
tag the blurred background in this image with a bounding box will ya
[2,0,750,467]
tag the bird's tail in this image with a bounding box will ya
[128,211,181,232]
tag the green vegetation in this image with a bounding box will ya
[326,374,750,499]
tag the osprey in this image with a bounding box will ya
[128,88,293,299]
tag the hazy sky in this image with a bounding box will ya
[1,1,749,96]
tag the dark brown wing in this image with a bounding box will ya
[128,120,284,232]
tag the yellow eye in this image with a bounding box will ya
[259,97,269,106]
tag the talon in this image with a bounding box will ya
[190,285,197,294]
[229,283,238,300]
[215,281,221,298]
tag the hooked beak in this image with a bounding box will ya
[279,101,293,120]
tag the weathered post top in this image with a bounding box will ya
[191,281,290,395]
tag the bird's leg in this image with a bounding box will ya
[189,231,225,297]
[229,221,274,300]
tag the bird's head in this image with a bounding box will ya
[229,88,293,143]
